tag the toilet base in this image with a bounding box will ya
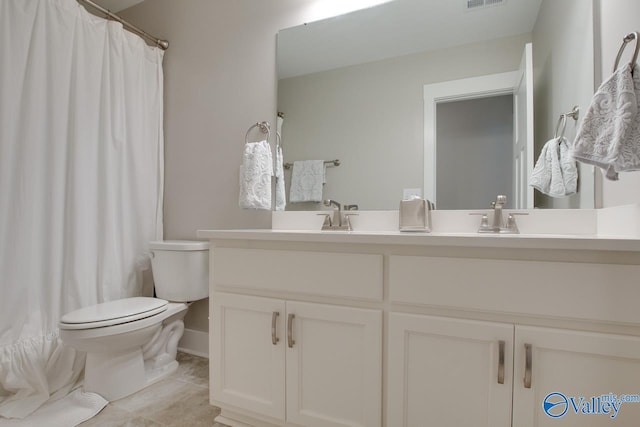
[85,350,180,401]
[82,311,188,401]
[85,348,147,401]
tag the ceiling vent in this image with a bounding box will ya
[466,0,505,10]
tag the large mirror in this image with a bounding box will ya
[277,0,596,210]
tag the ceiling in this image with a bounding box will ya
[93,0,144,12]
[278,0,543,79]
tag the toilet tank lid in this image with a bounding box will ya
[149,240,209,251]
[60,297,168,325]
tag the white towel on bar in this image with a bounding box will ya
[571,63,639,180]
[274,145,286,211]
[239,140,273,210]
[530,137,577,197]
[289,160,325,203]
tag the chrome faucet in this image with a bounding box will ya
[318,200,358,230]
[324,199,342,227]
[490,195,507,230]
[470,195,528,234]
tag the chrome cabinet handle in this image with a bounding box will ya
[524,343,532,389]
[498,340,505,384]
[287,314,295,348]
[271,312,279,345]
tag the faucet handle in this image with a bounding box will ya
[502,212,529,234]
[469,212,495,233]
[317,213,332,229]
[343,212,358,231]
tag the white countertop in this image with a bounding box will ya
[196,229,640,252]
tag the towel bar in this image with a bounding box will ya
[283,159,340,170]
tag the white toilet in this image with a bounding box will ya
[59,240,209,401]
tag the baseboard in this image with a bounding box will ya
[178,328,209,358]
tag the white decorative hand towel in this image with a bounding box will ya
[274,145,286,211]
[572,63,638,180]
[614,66,640,174]
[529,141,553,195]
[289,160,325,203]
[530,137,577,197]
[239,140,273,210]
[559,138,578,195]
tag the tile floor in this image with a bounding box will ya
[80,352,228,427]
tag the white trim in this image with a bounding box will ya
[178,328,209,358]
[423,71,519,206]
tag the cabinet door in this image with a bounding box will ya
[514,326,640,427]
[211,293,286,421]
[285,301,382,427]
[387,313,514,427]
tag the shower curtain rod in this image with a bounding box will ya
[77,0,169,50]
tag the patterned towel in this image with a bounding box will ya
[530,137,577,197]
[289,160,325,203]
[274,145,286,211]
[239,140,273,210]
[572,63,639,180]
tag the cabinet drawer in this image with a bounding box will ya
[389,255,640,324]
[213,248,383,301]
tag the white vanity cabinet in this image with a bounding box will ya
[198,230,640,427]
[209,247,383,427]
[388,254,640,427]
[388,316,640,427]
[211,293,286,421]
[387,313,514,427]
[285,300,382,427]
[212,293,382,427]
[513,326,640,427]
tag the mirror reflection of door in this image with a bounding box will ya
[425,43,534,210]
[513,43,534,209]
[436,95,514,210]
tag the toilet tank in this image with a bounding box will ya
[149,240,209,302]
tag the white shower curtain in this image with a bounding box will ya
[0,0,164,419]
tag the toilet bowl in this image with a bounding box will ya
[59,240,209,401]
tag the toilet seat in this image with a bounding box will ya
[59,297,168,330]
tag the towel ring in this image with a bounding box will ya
[554,115,568,139]
[245,121,271,144]
[613,32,640,72]
[554,106,580,140]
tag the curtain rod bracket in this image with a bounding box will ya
[78,0,169,50]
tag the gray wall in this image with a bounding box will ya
[278,34,531,210]
[436,95,514,210]
[532,0,595,208]
[598,0,640,207]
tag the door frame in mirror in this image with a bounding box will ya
[424,70,524,208]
